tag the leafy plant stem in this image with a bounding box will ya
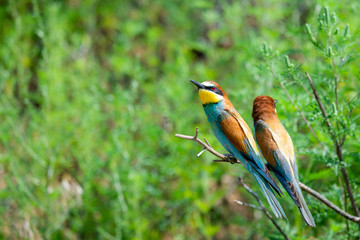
[306,72,360,231]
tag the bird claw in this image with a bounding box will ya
[223,154,237,164]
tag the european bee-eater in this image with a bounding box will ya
[190,80,286,219]
[252,95,315,226]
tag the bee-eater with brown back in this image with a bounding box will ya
[190,80,286,219]
[252,95,315,226]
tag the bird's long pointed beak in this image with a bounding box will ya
[189,80,205,89]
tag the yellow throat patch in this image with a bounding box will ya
[198,89,222,105]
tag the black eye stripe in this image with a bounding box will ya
[205,86,223,96]
[215,88,223,96]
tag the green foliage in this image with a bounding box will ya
[0,0,359,239]
[258,4,360,239]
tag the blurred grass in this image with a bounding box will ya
[0,0,359,239]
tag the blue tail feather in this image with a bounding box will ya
[248,160,283,196]
[252,171,287,220]
[271,170,300,207]
[294,181,316,227]
[269,165,315,226]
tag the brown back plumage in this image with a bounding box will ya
[251,95,316,226]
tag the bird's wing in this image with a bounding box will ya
[220,108,263,169]
[221,109,283,195]
[255,119,298,181]
[255,120,315,226]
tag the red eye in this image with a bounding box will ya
[211,87,215,91]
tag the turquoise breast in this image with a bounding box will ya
[202,101,233,154]
[202,101,250,170]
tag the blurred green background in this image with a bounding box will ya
[0,0,359,239]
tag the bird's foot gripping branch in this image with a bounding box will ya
[213,154,238,164]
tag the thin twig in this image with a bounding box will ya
[204,137,212,148]
[331,58,340,112]
[340,166,360,217]
[175,129,289,239]
[329,35,340,113]
[197,148,207,157]
[280,81,323,147]
[341,93,359,147]
[175,128,360,224]
[270,66,324,150]
[237,177,290,240]
[306,72,333,134]
[299,183,360,223]
[338,175,350,236]
[306,72,360,218]
[175,127,225,160]
[234,200,262,210]
[271,63,313,98]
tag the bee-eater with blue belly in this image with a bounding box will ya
[190,80,286,219]
[252,95,315,226]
